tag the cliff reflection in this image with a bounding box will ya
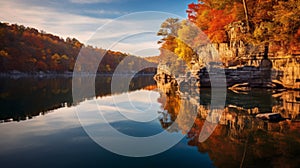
[156,78,300,167]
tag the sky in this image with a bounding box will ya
[0,0,197,57]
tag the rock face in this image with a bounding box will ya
[197,58,274,88]
[212,20,300,89]
[274,58,300,89]
[156,58,299,89]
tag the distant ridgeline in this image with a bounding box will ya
[0,22,156,74]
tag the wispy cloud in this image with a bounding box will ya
[69,0,117,4]
[0,0,112,43]
[85,9,128,16]
[86,17,166,56]
[112,42,160,57]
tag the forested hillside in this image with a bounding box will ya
[0,22,156,73]
[157,0,300,67]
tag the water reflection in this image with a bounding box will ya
[0,75,299,167]
[156,78,300,167]
[0,76,215,167]
[0,75,156,122]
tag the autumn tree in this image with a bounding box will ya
[271,0,300,53]
[187,0,245,43]
[157,18,181,68]
[186,0,300,57]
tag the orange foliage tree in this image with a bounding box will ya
[187,1,245,43]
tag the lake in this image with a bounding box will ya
[0,76,299,167]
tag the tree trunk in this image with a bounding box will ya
[264,44,269,59]
[242,0,250,32]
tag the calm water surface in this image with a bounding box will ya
[0,76,299,168]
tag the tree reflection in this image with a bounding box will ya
[0,75,156,122]
[156,78,300,167]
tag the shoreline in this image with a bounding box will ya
[0,71,156,79]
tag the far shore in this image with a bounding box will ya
[0,71,156,79]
